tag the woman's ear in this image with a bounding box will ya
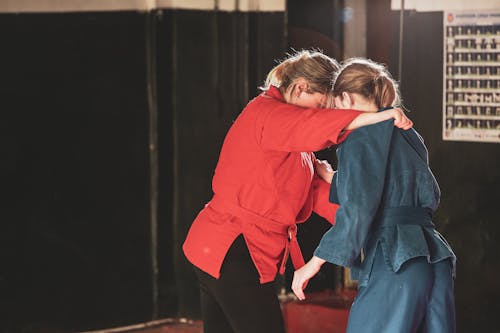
[342,92,354,108]
[294,78,310,97]
[334,92,353,109]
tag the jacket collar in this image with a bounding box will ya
[264,85,285,102]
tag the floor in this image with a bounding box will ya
[87,289,356,333]
[82,319,203,333]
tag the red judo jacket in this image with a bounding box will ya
[182,86,360,283]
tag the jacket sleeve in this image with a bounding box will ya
[310,174,339,225]
[313,120,394,267]
[255,98,361,152]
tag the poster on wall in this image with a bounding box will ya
[443,10,500,143]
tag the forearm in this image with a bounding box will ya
[344,110,394,130]
[310,255,326,267]
[315,124,393,266]
[259,100,362,150]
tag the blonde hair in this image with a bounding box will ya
[261,50,340,99]
[332,58,401,109]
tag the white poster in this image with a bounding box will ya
[443,10,500,143]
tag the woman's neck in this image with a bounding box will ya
[352,100,378,113]
[347,93,378,112]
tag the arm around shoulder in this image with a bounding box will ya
[344,108,413,131]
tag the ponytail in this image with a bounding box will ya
[373,75,399,109]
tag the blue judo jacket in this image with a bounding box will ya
[314,119,456,286]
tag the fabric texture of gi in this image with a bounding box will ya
[183,86,362,283]
[314,119,457,332]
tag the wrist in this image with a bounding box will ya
[380,109,395,120]
[311,256,326,266]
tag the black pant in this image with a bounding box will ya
[194,235,286,333]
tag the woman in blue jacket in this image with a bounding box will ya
[292,58,456,333]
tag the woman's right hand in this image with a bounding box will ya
[314,159,335,184]
[388,108,413,130]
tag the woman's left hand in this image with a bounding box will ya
[291,256,326,300]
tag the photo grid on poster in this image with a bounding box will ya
[443,10,500,143]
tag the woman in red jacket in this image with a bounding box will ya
[182,50,412,333]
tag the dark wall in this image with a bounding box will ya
[366,0,392,64]
[1,12,153,332]
[389,10,500,333]
[288,0,344,59]
[156,9,286,317]
[1,8,286,331]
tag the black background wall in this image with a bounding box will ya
[1,8,286,332]
[1,12,153,332]
[389,10,500,333]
